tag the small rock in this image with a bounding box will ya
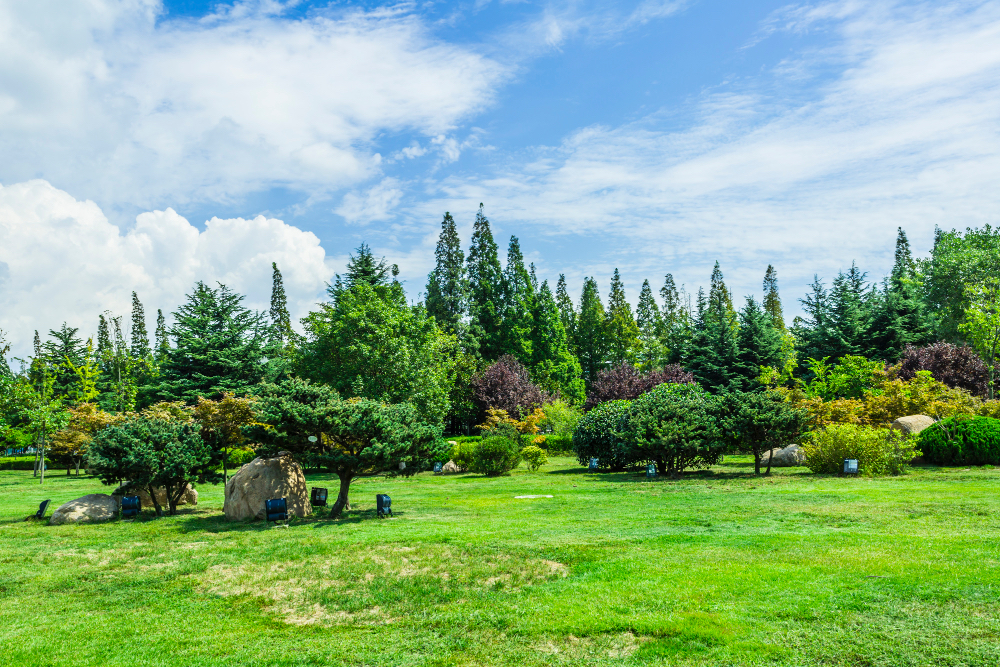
[891,415,935,436]
[50,494,120,525]
[441,460,460,474]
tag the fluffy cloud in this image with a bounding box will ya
[0,179,332,359]
[415,0,1000,306]
[0,0,506,212]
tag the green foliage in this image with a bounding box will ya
[541,398,582,435]
[959,280,1000,399]
[720,391,809,474]
[762,265,784,330]
[89,416,217,515]
[298,281,453,426]
[542,433,573,454]
[130,292,151,362]
[803,424,918,476]
[269,262,294,350]
[467,204,504,360]
[470,432,522,476]
[499,236,534,363]
[732,296,785,392]
[246,378,341,454]
[799,355,887,400]
[918,416,1000,466]
[605,269,640,366]
[628,383,724,476]
[923,224,1000,340]
[520,445,547,471]
[576,277,608,384]
[530,281,584,402]
[227,447,256,469]
[573,399,636,471]
[686,279,739,393]
[449,439,477,472]
[425,212,468,334]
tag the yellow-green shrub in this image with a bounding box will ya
[521,445,548,471]
[802,424,919,476]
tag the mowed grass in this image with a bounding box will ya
[1,457,999,667]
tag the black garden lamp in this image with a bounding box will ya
[376,494,392,518]
[433,462,443,473]
[589,458,599,470]
[311,487,328,507]
[34,499,51,520]
[843,458,859,475]
[646,464,658,479]
[265,497,289,524]
[121,495,141,519]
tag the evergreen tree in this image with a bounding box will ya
[329,243,392,302]
[707,261,736,327]
[466,204,504,360]
[269,262,293,347]
[530,281,585,402]
[146,282,270,405]
[556,274,577,350]
[605,269,640,366]
[762,265,785,329]
[635,279,664,371]
[96,316,111,363]
[686,271,739,392]
[40,323,88,399]
[425,212,467,333]
[660,274,690,362]
[130,292,150,360]
[864,230,932,361]
[499,235,534,363]
[891,227,916,286]
[733,297,785,391]
[576,277,608,384]
[154,309,169,363]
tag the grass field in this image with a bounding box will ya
[1,457,998,666]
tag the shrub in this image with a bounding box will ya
[543,433,573,454]
[629,383,724,476]
[470,432,522,476]
[227,447,256,469]
[521,445,548,471]
[471,355,547,420]
[719,391,810,475]
[898,342,989,397]
[573,400,636,471]
[917,416,1000,466]
[540,399,582,435]
[450,440,477,472]
[802,424,918,476]
[585,363,695,410]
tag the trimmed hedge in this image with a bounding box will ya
[0,458,49,471]
[918,416,1000,466]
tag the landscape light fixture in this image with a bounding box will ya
[433,462,443,473]
[843,459,859,475]
[311,487,328,507]
[376,494,392,518]
[646,464,658,479]
[120,495,141,519]
[34,499,51,520]
[265,497,289,525]
[589,458,599,470]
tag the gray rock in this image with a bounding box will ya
[891,415,935,436]
[761,444,806,467]
[441,460,460,474]
[223,452,312,521]
[50,494,120,525]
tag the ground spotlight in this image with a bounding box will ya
[121,495,141,519]
[376,494,392,518]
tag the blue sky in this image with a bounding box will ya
[1,0,999,356]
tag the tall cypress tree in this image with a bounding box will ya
[556,274,577,351]
[707,261,736,328]
[270,262,293,345]
[130,292,150,361]
[576,277,608,385]
[466,204,504,360]
[660,273,689,363]
[425,212,467,334]
[531,280,585,402]
[605,269,640,366]
[762,265,785,330]
[499,235,534,363]
[154,309,169,363]
[635,279,664,370]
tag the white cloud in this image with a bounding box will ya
[335,177,404,224]
[414,0,1000,309]
[0,179,332,359]
[0,0,507,212]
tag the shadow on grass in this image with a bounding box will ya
[172,504,402,533]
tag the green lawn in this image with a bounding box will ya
[1,457,998,666]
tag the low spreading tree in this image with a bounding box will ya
[720,391,810,475]
[584,362,694,410]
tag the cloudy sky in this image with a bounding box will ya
[2,0,999,359]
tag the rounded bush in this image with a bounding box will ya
[803,424,917,476]
[470,435,522,476]
[629,383,723,476]
[573,400,636,471]
[918,416,1000,466]
[449,440,477,472]
[521,445,548,471]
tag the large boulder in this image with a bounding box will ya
[441,460,460,474]
[891,415,935,436]
[224,452,312,521]
[113,483,198,509]
[761,444,807,467]
[50,494,119,525]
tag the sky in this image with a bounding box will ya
[2,0,999,360]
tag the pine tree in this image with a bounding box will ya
[660,274,690,362]
[865,230,932,361]
[576,277,608,384]
[762,265,785,330]
[40,323,88,398]
[891,227,916,288]
[707,261,736,327]
[425,212,467,333]
[155,309,169,362]
[556,274,577,350]
[733,297,785,391]
[269,262,293,347]
[686,283,739,393]
[130,292,150,360]
[605,269,640,366]
[530,281,585,402]
[33,330,41,360]
[466,204,504,360]
[329,243,392,302]
[499,235,534,363]
[635,279,664,370]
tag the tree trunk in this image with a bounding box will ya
[148,484,164,517]
[754,450,761,475]
[39,437,45,484]
[329,474,353,518]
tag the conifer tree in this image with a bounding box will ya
[686,271,739,392]
[605,269,640,366]
[635,279,664,370]
[865,229,932,361]
[890,227,916,287]
[269,262,294,347]
[425,212,467,333]
[733,297,785,391]
[466,204,504,360]
[129,292,150,361]
[499,236,534,363]
[155,309,169,362]
[530,281,585,402]
[41,324,88,398]
[556,274,577,349]
[33,330,41,360]
[96,316,110,362]
[762,265,785,330]
[660,274,690,362]
[329,243,392,302]
[576,277,608,384]
[707,261,736,327]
